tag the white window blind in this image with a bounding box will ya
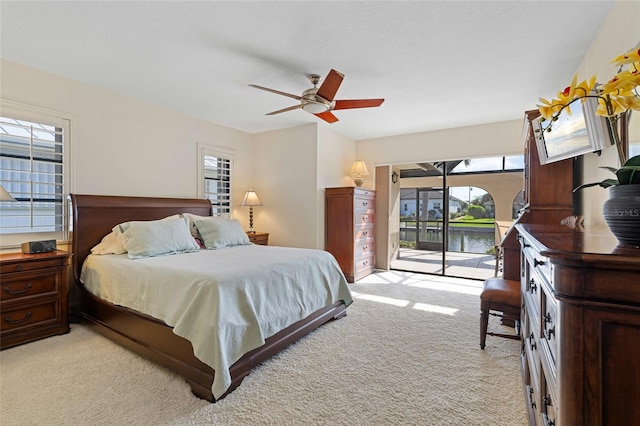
[199,144,233,218]
[0,114,67,238]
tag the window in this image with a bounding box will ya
[0,103,71,246]
[198,144,233,218]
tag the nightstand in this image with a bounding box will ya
[0,250,72,349]
[247,232,269,246]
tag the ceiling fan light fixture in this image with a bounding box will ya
[302,102,330,114]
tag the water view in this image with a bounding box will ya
[399,226,494,254]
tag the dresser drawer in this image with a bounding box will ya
[355,213,374,227]
[354,255,374,276]
[354,193,375,214]
[1,270,59,302]
[525,328,542,391]
[540,367,558,426]
[0,258,64,274]
[0,299,60,333]
[541,287,558,367]
[355,226,374,243]
[354,240,374,260]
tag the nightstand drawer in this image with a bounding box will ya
[1,271,59,302]
[0,299,59,333]
[0,258,64,274]
[247,232,269,245]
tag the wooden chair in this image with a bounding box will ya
[493,221,513,276]
[480,277,521,349]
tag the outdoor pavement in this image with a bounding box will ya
[390,248,497,281]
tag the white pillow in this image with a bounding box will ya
[113,216,200,259]
[90,231,127,255]
[191,216,250,249]
[182,213,206,238]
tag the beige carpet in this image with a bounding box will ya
[0,271,526,425]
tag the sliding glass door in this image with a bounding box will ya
[416,187,446,252]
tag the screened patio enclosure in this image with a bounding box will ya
[391,157,524,280]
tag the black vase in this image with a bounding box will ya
[602,185,640,247]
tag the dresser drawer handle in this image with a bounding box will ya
[545,325,556,340]
[362,246,368,251]
[529,387,537,409]
[4,312,33,324]
[362,231,368,237]
[529,278,537,293]
[15,265,24,272]
[528,333,537,350]
[534,258,546,267]
[3,283,33,295]
[362,201,368,207]
[542,413,555,426]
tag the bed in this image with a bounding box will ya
[70,194,352,402]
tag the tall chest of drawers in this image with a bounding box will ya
[516,223,640,426]
[325,187,375,282]
[1,251,72,349]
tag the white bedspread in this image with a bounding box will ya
[80,244,352,399]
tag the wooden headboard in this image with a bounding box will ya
[69,194,212,282]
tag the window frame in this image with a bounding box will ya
[197,143,234,218]
[0,99,73,248]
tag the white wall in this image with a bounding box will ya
[252,124,355,249]
[355,118,524,188]
[0,59,255,224]
[317,125,357,247]
[573,1,640,226]
[252,124,319,248]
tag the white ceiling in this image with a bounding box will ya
[0,1,614,141]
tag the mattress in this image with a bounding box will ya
[80,244,353,398]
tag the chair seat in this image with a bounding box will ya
[480,277,520,306]
[480,277,521,349]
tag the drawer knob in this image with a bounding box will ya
[3,283,33,295]
[16,265,23,272]
[4,312,33,324]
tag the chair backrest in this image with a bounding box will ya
[494,221,514,246]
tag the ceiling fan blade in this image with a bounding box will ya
[265,104,303,115]
[333,99,385,110]
[316,69,344,101]
[249,84,302,101]
[314,111,339,123]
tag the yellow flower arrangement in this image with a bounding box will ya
[537,47,640,121]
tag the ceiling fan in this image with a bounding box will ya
[249,69,384,123]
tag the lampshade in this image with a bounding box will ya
[0,185,16,202]
[240,190,263,207]
[350,161,370,177]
